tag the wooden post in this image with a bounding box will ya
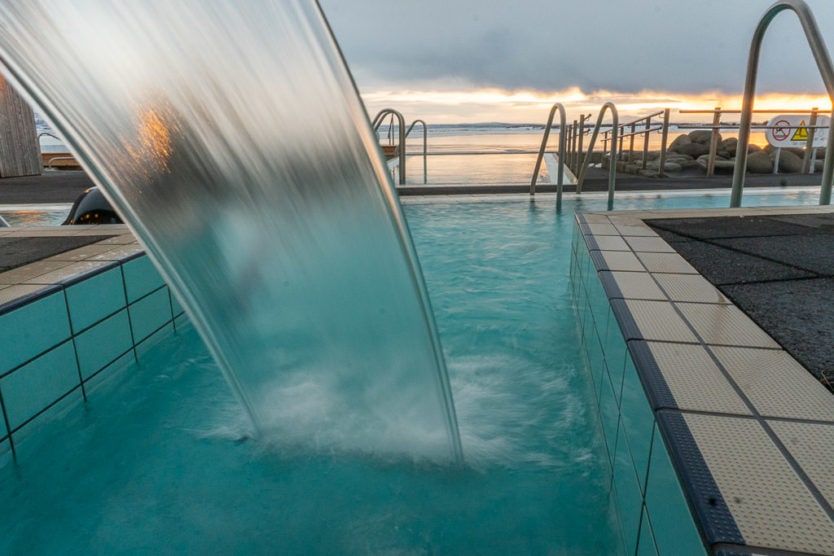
[802,107,818,174]
[0,76,41,177]
[578,113,587,172]
[657,109,670,177]
[706,106,721,177]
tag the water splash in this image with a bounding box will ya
[0,0,462,461]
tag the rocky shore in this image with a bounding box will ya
[615,129,824,177]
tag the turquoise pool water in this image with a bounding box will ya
[0,188,823,554]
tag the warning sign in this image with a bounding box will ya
[791,121,808,142]
[767,114,828,148]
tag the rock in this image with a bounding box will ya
[666,153,694,162]
[747,150,773,173]
[721,137,738,152]
[669,134,691,152]
[677,159,700,170]
[815,159,824,173]
[748,144,761,152]
[689,129,720,145]
[778,149,803,173]
[663,162,682,173]
[713,159,736,173]
[675,142,710,157]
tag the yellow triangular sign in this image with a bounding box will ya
[792,120,809,142]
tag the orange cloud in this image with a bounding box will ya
[360,87,832,124]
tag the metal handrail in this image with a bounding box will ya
[44,155,77,170]
[730,0,834,207]
[405,119,428,184]
[530,103,567,205]
[37,131,61,141]
[576,102,619,209]
[371,108,407,185]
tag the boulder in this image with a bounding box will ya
[675,142,710,157]
[713,159,736,173]
[747,150,773,173]
[666,153,695,161]
[720,137,738,152]
[677,158,700,170]
[663,161,682,173]
[748,144,761,152]
[689,129,720,145]
[778,149,803,173]
[669,134,692,152]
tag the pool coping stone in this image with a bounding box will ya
[576,205,834,556]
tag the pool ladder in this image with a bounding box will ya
[533,0,834,209]
[530,102,619,210]
[371,108,428,185]
[731,0,834,207]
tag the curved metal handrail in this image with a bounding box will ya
[372,108,406,185]
[406,119,427,184]
[576,102,619,209]
[37,131,61,141]
[731,0,834,207]
[530,103,567,205]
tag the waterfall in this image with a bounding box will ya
[0,0,462,461]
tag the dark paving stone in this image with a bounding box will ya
[661,239,815,285]
[721,278,834,383]
[651,228,696,245]
[649,215,815,240]
[0,172,94,204]
[0,236,112,272]
[713,234,834,275]
[769,213,834,230]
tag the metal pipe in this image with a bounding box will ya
[578,113,588,172]
[406,119,428,184]
[731,0,834,207]
[372,108,407,185]
[576,102,619,209]
[641,117,651,170]
[530,102,566,200]
[821,110,834,204]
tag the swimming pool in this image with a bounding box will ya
[0,204,70,227]
[0,188,825,554]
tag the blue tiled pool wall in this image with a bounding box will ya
[0,254,187,459]
[570,220,706,556]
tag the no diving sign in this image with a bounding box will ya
[767,114,829,148]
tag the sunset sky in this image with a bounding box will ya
[319,0,834,123]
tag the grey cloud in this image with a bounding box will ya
[320,0,834,95]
